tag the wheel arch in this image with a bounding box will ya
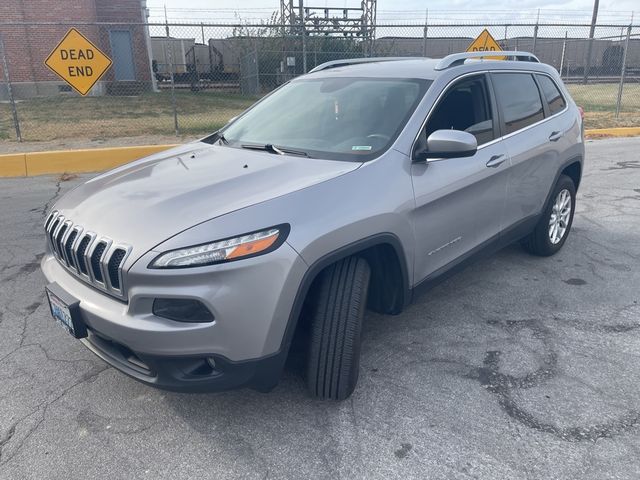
[291,234,411,330]
[561,159,582,191]
[253,234,411,391]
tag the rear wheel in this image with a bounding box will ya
[306,256,370,401]
[521,174,576,256]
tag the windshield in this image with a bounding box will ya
[218,77,431,161]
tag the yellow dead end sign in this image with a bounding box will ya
[467,29,506,60]
[45,28,112,96]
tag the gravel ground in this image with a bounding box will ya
[0,137,639,479]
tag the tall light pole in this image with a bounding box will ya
[583,0,600,84]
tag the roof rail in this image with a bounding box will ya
[435,51,539,71]
[308,57,420,73]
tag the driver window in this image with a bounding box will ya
[423,75,496,146]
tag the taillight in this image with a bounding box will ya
[577,106,584,119]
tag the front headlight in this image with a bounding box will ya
[149,225,288,269]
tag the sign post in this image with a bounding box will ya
[466,29,506,60]
[44,28,112,96]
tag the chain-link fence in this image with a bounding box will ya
[1,21,639,144]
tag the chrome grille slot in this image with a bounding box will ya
[44,211,55,231]
[91,242,107,283]
[108,249,127,290]
[76,235,91,275]
[43,212,131,299]
[64,230,79,269]
[48,218,60,253]
[55,223,68,260]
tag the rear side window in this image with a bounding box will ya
[492,73,544,135]
[536,74,567,115]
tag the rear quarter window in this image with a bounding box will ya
[536,74,567,115]
[492,73,544,135]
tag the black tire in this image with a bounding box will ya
[521,174,576,256]
[306,256,371,401]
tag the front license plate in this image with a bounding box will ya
[45,286,87,339]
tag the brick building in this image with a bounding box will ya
[0,0,154,99]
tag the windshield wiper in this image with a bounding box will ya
[240,143,309,157]
[218,133,229,145]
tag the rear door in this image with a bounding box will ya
[492,72,571,229]
[410,73,510,283]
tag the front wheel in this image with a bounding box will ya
[521,174,576,256]
[306,256,370,401]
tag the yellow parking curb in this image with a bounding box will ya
[0,153,28,177]
[0,127,639,178]
[0,144,177,177]
[585,127,640,138]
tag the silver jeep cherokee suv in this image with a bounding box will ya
[42,51,583,400]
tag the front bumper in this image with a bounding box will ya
[41,241,307,392]
[81,329,282,392]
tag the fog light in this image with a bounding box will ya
[152,298,215,323]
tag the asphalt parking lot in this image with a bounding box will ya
[1,137,639,479]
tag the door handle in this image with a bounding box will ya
[486,154,507,168]
[549,131,563,142]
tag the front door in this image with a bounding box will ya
[109,30,135,81]
[411,74,510,284]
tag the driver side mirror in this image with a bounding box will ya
[413,129,478,162]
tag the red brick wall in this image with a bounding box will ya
[0,0,98,83]
[0,0,150,84]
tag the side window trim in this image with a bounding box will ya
[531,74,551,118]
[485,73,504,139]
[534,73,568,118]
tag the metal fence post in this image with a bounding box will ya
[422,9,429,57]
[165,19,179,136]
[0,33,22,142]
[255,46,260,94]
[298,0,307,72]
[615,25,632,119]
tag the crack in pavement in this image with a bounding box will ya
[0,364,108,468]
[41,179,62,218]
[2,253,45,284]
[0,424,17,463]
[471,319,640,442]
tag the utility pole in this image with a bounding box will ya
[532,9,539,54]
[164,4,170,37]
[583,0,599,84]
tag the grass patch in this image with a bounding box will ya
[4,91,256,143]
[566,83,640,129]
[0,84,638,144]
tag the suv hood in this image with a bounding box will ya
[52,142,360,256]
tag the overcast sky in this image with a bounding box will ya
[146,0,637,23]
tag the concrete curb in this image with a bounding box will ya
[0,144,177,177]
[1,127,639,177]
[585,127,640,138]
